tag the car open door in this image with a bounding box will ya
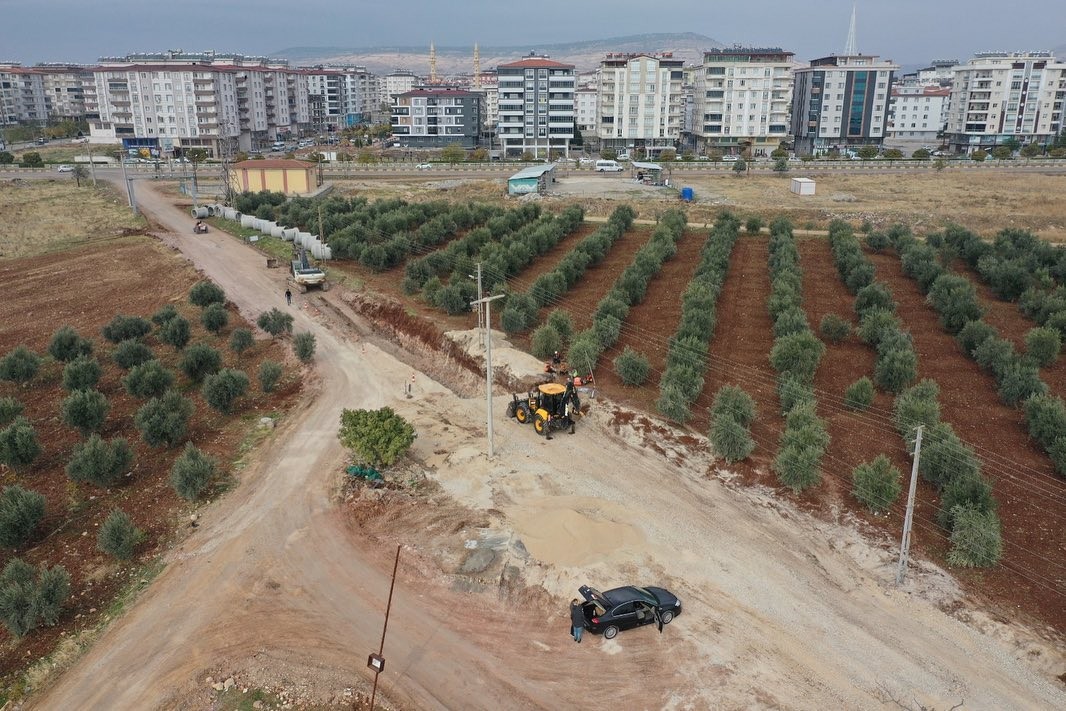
[652,606,663,633]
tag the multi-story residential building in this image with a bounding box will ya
[496,54,575,158]
[391,87,482,148]
[341,66,377,125]
[596,53,684,156]
[944,52,1066,153]
[306,69,344,132]
[575,84,598,133]
[693,47,794,157]
[887,84,950,142]
[790,53,898,156]
[0,64,48,125]
[36,64,93,119]
[381,70,419,107]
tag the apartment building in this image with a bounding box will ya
[391,88,482,148]
[693,47,794,157]
[596,53,685,156]
[0,64,48,125]
[887,84,950,142]
[306,69,343,132]
[381,70,419,107]
[944,52,1066,153]
[575,84,598,133]
[790,53,898,155]
[497,54,575,158]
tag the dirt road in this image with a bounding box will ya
[33,182,1066,709]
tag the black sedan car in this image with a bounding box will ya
[578,584,682,639]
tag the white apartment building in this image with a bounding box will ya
[575,85,598,133]
[497,54,575,158]
[596,53,684,155]
[887,84,949,142]
[381,70,419,108]
[945,52,1066,153]
[0,64,48,125]
[694,47,794,157]
[306,69,343,131]
[790,54,898,156]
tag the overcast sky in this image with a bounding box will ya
[4,0,1064,65]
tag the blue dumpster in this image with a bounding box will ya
[680,187,694,202]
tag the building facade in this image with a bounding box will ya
[944,52,1066,153]
[790,54,898,155]
[0,64,48,125]
[496,55,575,158]
[575,85,598,133]
[391,88,482,148]
[887,84,950,142]
[381,70,419,108]
[693,47,794,157]
[596,53,685,156]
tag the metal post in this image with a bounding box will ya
[470,289,505,460]
[127,178,139,217]
[119,149,133,208]
[896,425,924,585]
[86,143,97,186]
[369,544,401,711]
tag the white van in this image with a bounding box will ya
[595,160,624,172]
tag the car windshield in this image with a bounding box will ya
[631,586,658,604]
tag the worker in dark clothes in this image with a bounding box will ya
[570,599,584,643]
[285,288,292,306]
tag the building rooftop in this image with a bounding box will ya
[509,164,556,180]
[397,88,479,98]
[232,159,315,169]
[704,46,794,58]
[498,55,574,69]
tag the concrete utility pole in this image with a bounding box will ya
[470,263,504,459]
[896,425,924,585]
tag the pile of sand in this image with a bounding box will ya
[444,328,546,382]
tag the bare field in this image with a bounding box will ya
[0,181,148,258]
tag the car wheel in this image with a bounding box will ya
[603,625,619,640]
[660,610,674,625]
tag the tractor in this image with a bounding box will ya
[506,381,581,438]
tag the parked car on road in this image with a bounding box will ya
[577,584,681,639]
[416,163,433,170]
[56,164,73,173]
[595,160,625,172]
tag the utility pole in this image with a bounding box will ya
[368,544,401,711]
[86,142,97,186]
[470,272,504,460]
[469,263,484,333]
[896,425,924,585]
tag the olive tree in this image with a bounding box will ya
[338,407,416,468]
[169,443,218,500]
[60,389,109,435]
[48,326,92,362]
[0,417,40,471]
[0,486,45,548]
[134,390,194,448]
[202,368,249,414]
[65,434,132,488]
[96,509,145,560]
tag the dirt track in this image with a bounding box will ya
[32,182,1066,709]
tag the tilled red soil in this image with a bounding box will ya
[869,250,1066,631]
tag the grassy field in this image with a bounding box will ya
[0,181,148,259]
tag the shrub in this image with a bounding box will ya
[926,274,983,334]
[656,384,692,423]
[546,310,573,345]
[773,443,822,492]
[65,433,133,487]
[711,385,757,428]
[0,397,22,426]
[1050,436,1066,477]
[433,284,470,316]
[134,390,194,448]
[851,455,902,514]
[874,348,917,393]
[946,507,1002,568]
[151,304,179,326]
[1025,326,1061,367]
[257,308,294,338]
[865,232,891,252]
[33,565,71,627]
[819,313,851,343]
[565,335,602,377]
[48,326,92,362]
[612,347,651,387]
[857,309,901,346]
[920,423,980,489]
[854,282,895,316]
[973,337,1015,378]
[0,558,36,636]
[769,331,825,384]
[102,315,151,343]
[997,359,1047,406]
[158,316,191,350]
[777,374,814,415]
[893,380,940,434]
[1022,394,1066,450]
[97,509,145,560]
[957,320,997,357]
[0,346,41,384]
[0,486,45,548]
[338,407,416,467]
[259,361,283,393]
[169,443,218,501]
[61,389,108,434]
[710,416,755,464]
[201,303,229,335]
[0,417,40,471]
[180,342,222,381]
[530,324,563,361]
[202,368,249,414]
[229,328,255,357]
[773,308,809,338]
[937,472,995,529]
[62,355,102,391]
[745,216,764,234]
[293,332,316,363]
[122,360,175,399]
[112,339,154,370]
[844,376,875,410]
[843,261,876,293]
[189,280,226,307]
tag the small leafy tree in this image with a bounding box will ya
[257,308,294,338]
[48,326,92,362]
[229,328,255,357]
[0,346,41,384]
[769,331,825,384]
[33,565,70,627]
[97,509,145,560]
[0,486,45,548]
[1022,394,1066,450]
[732,159,747,175]
[546,310,574,345]
[937,472,995,529]
[711,385,756,427]
[773,442,821,492]
[530,324,563,361]
[970,149,987,162]
[745,216,764,234]
[957,319,997,356]
[874,347,918,393]
[101,315,151,343]
[202,368,249,414]
[844,376,875,410]
[710,415,755,463]
[169,443,217,501]
[946,507,1002,567]
[0,558,37,636]
[1025,326,1061,367]
[613,347,651,386]
[0,397,23,426]
[61,389,109,435]
[189,280,226,307]
[151,304,179,326]
[293,332,316,363]
[819,314,851,343]
[122,360,175,399]
[259,361,283,393]
[62,355,102,391]
[112,339,154,370]
[134,390,194,448]
[180,342,222,381]
[338,407,416,468]
[997,359,1047,406]
[158,316,191,350]
[201,303,229,335]
[852,455,901,514]
[65,434,132,487]
[0,417,40,471]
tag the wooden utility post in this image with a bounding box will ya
[896,425,925,585]
[368,544,402,711]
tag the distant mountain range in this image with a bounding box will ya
[272,33,723,75]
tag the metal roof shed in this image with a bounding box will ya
[507,164,557,195]
[631,161,664,185]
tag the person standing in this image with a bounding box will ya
[570,599,584,643]
[285,288,292,306]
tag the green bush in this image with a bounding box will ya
[202,368,249,414]
[926,274,983,334]
[259,361,283,393]
[169,443,218,501]
[546,310,574,345]
[769,331,825,384]
[864,232,891,252]
[0,346,41,384]
[257,308,294,338]
[60,389,108,435]
[857,309,901,347]
[893,379,940,434]
[0,560,69,636]
[0,397,23,426]
[710,416,755,463]
[180,342,222,381]
[33,565,71,627]
[937,472,995,529]
[189,280,226,307]
[745,216,764,234]
[773,307,809,338]
[151,304,179,325]
[1050,436,1066,477]
[956,320,997,357]
[974,337,1014,377]
[0,486,45,548]
[874,347,917,393]
[293,332,316,363]
[122,360,175,399]
[433,284,470,316]
[97,509,145,560]
[853,282,895,316]
[48,326,92,362]
[201,303,229,335]
[851,455,902,514]
[711,385,756,428]
[946,507,1002,568]
[0,417,40,471]
[112,339,154,370]
[773,443,822,492]
[565,335,602,377]
[338,407,416,467]
[920,422,980,489]
[611,347,650,386]
[1025,326,1061,367]
[781,403,830,454]
[65,434,132,488]
[158,315,191,350]
[134,390,194,448]
[530,324,563,361]
[62,355,102,391]
[1022,394,1066,450]
[844,376,875,410]
[101,315,151,343]
[229,328,255,357]
[819,313,851,343]
[997,359,1047,406]
[656,384,692,424]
